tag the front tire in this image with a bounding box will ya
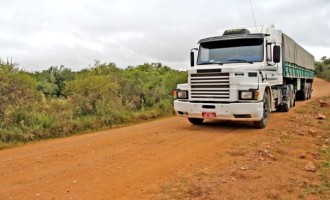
[254,91,270,129]
[188,118,204,125]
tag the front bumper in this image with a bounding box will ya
[174,100,263,121]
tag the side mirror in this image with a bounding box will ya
[190,51,195,67]
[273,46,281,63]
[190,48,198,67]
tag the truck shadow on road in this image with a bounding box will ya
[187,120,257,130]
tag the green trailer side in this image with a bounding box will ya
[282,33,315,79]
[283,62,314,79]
[282,33,315,100]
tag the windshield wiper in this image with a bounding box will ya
[198,62,223,65]
[226,59,253,64]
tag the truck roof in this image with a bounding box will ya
[200,24,315,71]
[198,33,265,44]
[217,24,276,35]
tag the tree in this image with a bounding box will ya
[316,56,330,81]
[66,75,121,116]
[33,65,75,97]
[0,61,40,120]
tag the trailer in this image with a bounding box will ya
[174,24,315,128]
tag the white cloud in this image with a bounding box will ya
[0,0,329,71]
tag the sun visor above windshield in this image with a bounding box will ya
[198,34,265,44]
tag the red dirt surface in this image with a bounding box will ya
[1,78,330,200]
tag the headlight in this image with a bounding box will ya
[176,90,188,99]
[240,91,253,99]
[239,90,260,100]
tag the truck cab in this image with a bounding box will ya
[174,24,314,128]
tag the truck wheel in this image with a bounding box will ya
[309,83,312,99]
[296,90,305,101]
[307,83,312,99]
[288,84,295,107]
[282,84,294,112]
[281,102,290,112]
[306,83,310,99]
[188,118,204,125]
[276,104,282,112]
[254,91,270,129]
[304,84,308,100]
[296,83,308,101]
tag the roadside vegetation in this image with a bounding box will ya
[316,56,330,82]
[0,60,187,149]
[299,97,330,197]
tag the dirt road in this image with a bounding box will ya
[1,78,330,200]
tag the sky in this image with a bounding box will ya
[0,0,329,71]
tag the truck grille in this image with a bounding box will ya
[190,72,230,100]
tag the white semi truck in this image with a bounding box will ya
[174,24,315,128]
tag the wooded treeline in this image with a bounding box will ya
[0,60,187,148]
[316,56,330,81]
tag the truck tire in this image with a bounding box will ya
[288,84,295,107]
[296,83,308,101]
[307,83,312,99]
[188,118,204,125]
[304,84,308,100]
[306,83,310,99]
[296,90,305,101]
[281,84,294,112]
[254,91,270,129]
[281,102,290,112]
[276,104,282,112]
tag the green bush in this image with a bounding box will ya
[316,56,330,82]
[66,74,122,116]
[0,61,187,148]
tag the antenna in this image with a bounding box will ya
[249,0,258,32]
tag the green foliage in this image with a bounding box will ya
[33,65,75,97]
[315,56,330,81]
[0,60,187,148]
[0,61,41,119]
[121,63,186,110]
[66,75,121,117]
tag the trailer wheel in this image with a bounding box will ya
[288,84,295,107]
[282,84,294,112]
[281,102,290,112]
[307,83,312,99]
[188,118,204,125]
[296,84,308,101]
[254,91,270,129]
[296,90,305,101]
[305,83,309,100]
[309,83,312,99]
[276,104,282,112]
[304,84,308,100]
[306,83,310,99]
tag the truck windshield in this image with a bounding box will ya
[197,38,264,65]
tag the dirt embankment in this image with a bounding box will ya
[0,77,330,200]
